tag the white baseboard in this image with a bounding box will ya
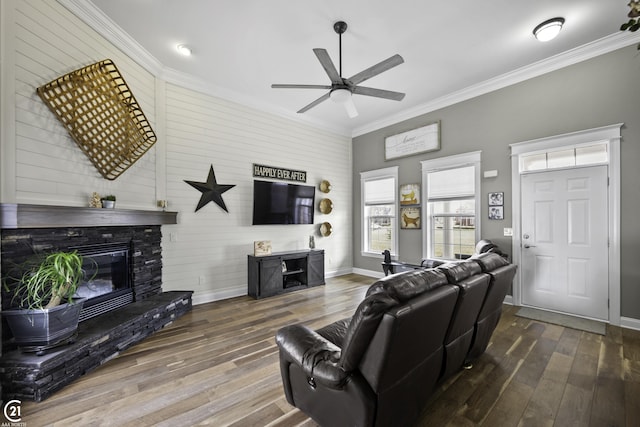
[352,267,384,278]
[326,267,355,278]
[192,285,246,305]
[192,268,357,305]
[621,316,640,331]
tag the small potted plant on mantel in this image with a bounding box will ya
[101,194,116,208]
[2,250,90,354]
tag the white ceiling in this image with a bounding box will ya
[77,0,636,136]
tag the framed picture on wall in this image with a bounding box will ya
[399,183,420,205]
[401,207,421,229]
[488,206,504,220]
[488,192,504,206]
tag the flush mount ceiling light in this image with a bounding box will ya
[176,44,192,56]
[533,17,565,42]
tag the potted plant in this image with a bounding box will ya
[620,0,640,49]
[2,250,89,353]
[101,194,116,208]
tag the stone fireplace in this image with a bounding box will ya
[0,203,193,401]
[72,241,132,322]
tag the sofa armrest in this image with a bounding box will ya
[275,324,349,389]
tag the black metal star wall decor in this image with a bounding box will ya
[185,165,235,212]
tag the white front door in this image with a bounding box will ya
[520,166,609,320]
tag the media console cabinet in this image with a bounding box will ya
[248,250,324,299]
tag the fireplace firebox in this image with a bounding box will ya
[72,242,133,322]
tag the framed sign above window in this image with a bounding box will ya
[385,121,440,160]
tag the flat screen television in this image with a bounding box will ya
[252,180,315,225]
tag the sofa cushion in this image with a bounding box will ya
[365,269,448,302]
[339,293,398,371]
[472,252,509,272]
[317,318,350,347]
[437,260,482,283]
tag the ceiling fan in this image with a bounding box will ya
[271,21,405,118]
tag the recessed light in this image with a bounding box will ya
[176,44,192,56]
[533,17,565,42]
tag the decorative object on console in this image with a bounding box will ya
[385,121,440,160]
[319,198,333,214]
[101,194,116,209]
[319,180,331,193]
[254,240,272,257]
[400,183,420,205]
[185,165,235,212]
[320,222,332,237]
[36,59,157,180]
[400,206,421,229]
[309,235,315,249]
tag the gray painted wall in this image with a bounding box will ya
[352,45,640,320]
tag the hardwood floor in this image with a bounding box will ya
[19,274,640,426]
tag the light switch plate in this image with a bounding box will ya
[503,228,513,237]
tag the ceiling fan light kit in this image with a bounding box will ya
[272,20,405,118]
[533,17,565,42]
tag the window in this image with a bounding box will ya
[361,167,398,257]
[520,142,608,172]
[421,152,481,260]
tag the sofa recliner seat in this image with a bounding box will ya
[275,252,515,427]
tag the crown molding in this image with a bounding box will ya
[57,0,351,137]
[352,32,640,137]
[59,1,640,140]
[58,0,163,76]
[159,67,352,136]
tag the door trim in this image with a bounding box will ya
[510,124,622,325]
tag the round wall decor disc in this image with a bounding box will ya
[320,222,332,236]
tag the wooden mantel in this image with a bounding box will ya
[0,203,178,229]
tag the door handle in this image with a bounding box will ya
[524,244,537,248]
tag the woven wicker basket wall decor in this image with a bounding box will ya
[36,59,157,180]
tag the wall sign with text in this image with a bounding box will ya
[385,121,440,160]
[253,164,307,183]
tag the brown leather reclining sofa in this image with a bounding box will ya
[275,248,516,427]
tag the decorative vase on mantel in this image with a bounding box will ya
[101,195,116,209]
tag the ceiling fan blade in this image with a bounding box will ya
[352,86,405,101]
[297,92,331,114]
[271,84,332,90]
[346,54,404,86]
[313,48,342,84]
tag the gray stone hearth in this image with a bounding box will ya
[0,204,192,402]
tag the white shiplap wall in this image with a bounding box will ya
[8,0,157,208]
[162,84,352,302]
[2,0,354,304]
